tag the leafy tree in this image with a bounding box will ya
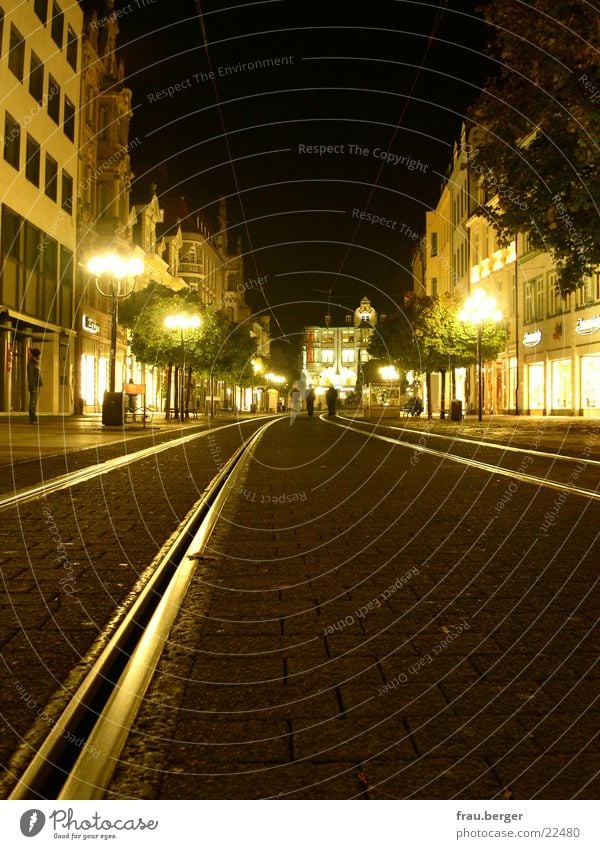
[370,293,506,416]
[467,0,600,294]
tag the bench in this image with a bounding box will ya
[165,408,200,420]
[401,402,423,418]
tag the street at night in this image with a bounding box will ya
[0,0,599,844]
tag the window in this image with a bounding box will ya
[430,232,438,256]
[8,24,25,81]
[48,75,60,123]
[59,246,74,325]
[535,277,544,320]
[0,9,4,57]
[34,0,48,24]
[66,25,77,70]
[29,52,44,103]
[4,113,20,169]
[547,271,563,316]
[1,206,22,260]
[51,2,64,48]
[342,329,354,343]
[24,220,42,270]
[525,281,534,323]
[45,154,58,201]
[99,106,109,139]
[321,331,333,344]
[63,96,75,141]
[431,276,438,297]
[341,349,355,363]
[61,171,73,214]
[321,349,334,364]
[25,135,41,186]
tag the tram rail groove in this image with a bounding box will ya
[326,416,600,501]
[8,419,276,800]
[0,417,271,513]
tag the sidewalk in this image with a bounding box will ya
[0,412,222,464]
[108,415,600,799]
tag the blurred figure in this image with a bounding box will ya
[290,384,301,424]
[305,386,315,417]
[326,385,338,417]
[27,348,43,423]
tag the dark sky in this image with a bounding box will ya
[117,0,492,342]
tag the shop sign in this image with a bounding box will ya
[576,315,600,335]
[83,314,100,334]
[523,329,542,347]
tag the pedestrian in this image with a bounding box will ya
[305,386,315,417]
[289,384,301,424]
[27,348,43,423]
[326,385,337,417]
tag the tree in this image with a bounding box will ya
[119,283,258,406]
[467,0,600,294]
[369,293,506,416]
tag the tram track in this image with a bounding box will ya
[327,416,600,501]
[8,418,276,800]
[0,417,271,513]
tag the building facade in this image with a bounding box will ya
[0,0,82,414]
[302,297,377,401]
[414,122,600,418]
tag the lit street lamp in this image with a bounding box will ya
[459,289,502,423]
[87,252,144,424]
[164,313,201,420]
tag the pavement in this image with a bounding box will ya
[106,413,600,800]
[2,410,599,465]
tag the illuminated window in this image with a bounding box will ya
[581,356,600,408]
[341,349,355,363]
[551,359,572,410]
[528,363,544,410]
[321,349,334,364]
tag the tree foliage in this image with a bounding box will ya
[119,283,257,382]
[467,0,600,294]
[369,292,506,372]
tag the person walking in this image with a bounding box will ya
[27,348,43,423]
[326,385,338,417]
[289,384,301,424]
[305,386,315,417]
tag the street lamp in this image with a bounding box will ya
[459,289,502,423]
[87,252,144,424]
[164,313,201,420]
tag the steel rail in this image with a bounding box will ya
[0,417,271,513]
[8,418,276,800]
[325,416,600,501]
[339,413,600,466]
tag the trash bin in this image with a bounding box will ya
[102,391,124,426]
[450,399,463,421]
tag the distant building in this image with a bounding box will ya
[302,297,377,399]
[0,0,83,414]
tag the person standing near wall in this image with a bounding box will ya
[27,348,43,423]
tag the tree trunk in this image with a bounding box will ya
[165,363,173,419]
[440,369,447,419]
[185,366,193,417]
[426,372,433,419]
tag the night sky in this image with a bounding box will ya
[117,0,492,344]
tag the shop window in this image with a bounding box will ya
[581,357,600,408]
[528,362,544,409]
[8,24,25,81]
[45,154,58,201]
[29,52,44,104]
[551,359,572,410]
[4,113,20,169]
[25,135,41,186]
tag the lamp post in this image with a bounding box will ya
[87,253,144,424]
[164,313,201,420]
[459,289,502,423]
